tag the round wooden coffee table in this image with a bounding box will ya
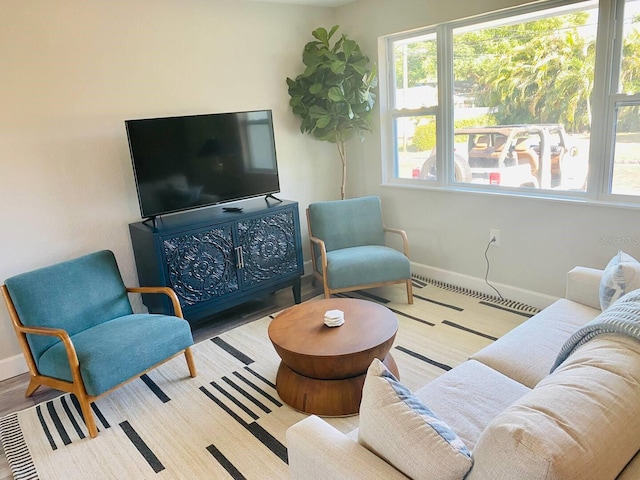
[268,298,399,416]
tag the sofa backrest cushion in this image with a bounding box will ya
[358,359,472,480]
[470,298,599,389]
[308,196,386,252]
[467,334,640,480]
[5,250,133,361]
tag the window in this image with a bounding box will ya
[610,0,640,196]
[384,0,640,203]
[392,32,438,180]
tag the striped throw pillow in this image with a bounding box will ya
[358,359,472,480]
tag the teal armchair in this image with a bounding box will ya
[307,196,413,303]
[1,250,196,438]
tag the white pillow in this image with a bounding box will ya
[599,251,640,310]
[358,359,472,480]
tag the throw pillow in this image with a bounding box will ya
[599,250,640,310]
[358,359,473,480]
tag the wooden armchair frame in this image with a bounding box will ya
[306,208,413,304]
[1,285,196,438]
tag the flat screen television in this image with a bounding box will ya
[125,109,280,219]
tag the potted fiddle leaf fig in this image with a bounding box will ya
[287,25,377,199]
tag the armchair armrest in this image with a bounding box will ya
[384,227,410,257]
[1,284,81,379]
[127,286,185,318]
[287,416,408,480]
[12,322,82,385]
[308,235,328,275]
[565,267,603,310]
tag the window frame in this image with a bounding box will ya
[381,0,640,207]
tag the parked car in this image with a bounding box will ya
[419,124,584,189]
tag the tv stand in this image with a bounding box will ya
[129,199,303,324]
[264,193,283,204]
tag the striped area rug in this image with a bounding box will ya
[0,281,537,480]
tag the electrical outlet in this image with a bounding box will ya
[490,229,500,247]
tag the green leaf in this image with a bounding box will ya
[289,96,302,107]
[351,64,366,76]
[309,105,329,117]
[309,83,323,94]
[327,25,339,40]
[303,64,319,77]
[328,86,344,101]
[303,49,323,67]
[332,36,344,54]
[316,115,331,129]
[330,61,346,74]
[324,51,339,62]
[343,39,356,60]
[312,27,329,45]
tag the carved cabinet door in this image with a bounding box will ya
[162,224,240,307]
[237,209,300,289]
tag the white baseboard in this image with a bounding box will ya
[0,354,28,382]
[411,262,558,310]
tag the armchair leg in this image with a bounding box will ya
[406,279,414,305]
[25,377,40,397]
[184,348,197,377]
[77,393,98,438]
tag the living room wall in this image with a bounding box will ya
[0,0,338,379]
[337,0,640,306]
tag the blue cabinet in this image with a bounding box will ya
[129,199,303,324]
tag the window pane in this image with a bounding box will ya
[393,34,438,109]
[452,3,596,190]
[620,0,640,94]
[394,115,437,179]
[611,104,640,196]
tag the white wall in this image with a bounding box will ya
[0,0,338,379]
[337,0,640,304]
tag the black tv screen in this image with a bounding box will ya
[126,110,280,219]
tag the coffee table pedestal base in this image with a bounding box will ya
[276,354,399,416]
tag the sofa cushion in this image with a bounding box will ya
[600,251,640,310]
[470,298,600,388]
[413,359,530,450]
[467,334,640,480]
[358,359,472,480]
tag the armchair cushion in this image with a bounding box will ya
[5,250,133,360]
[37,314,194,397]
[308,196,386,252]
[322,246,411,290]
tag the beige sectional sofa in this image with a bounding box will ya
[286,266,640,479]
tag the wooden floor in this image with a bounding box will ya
[0,277,322,480]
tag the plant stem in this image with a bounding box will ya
[336,134,347,200]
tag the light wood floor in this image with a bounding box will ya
[0,277,322,480]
